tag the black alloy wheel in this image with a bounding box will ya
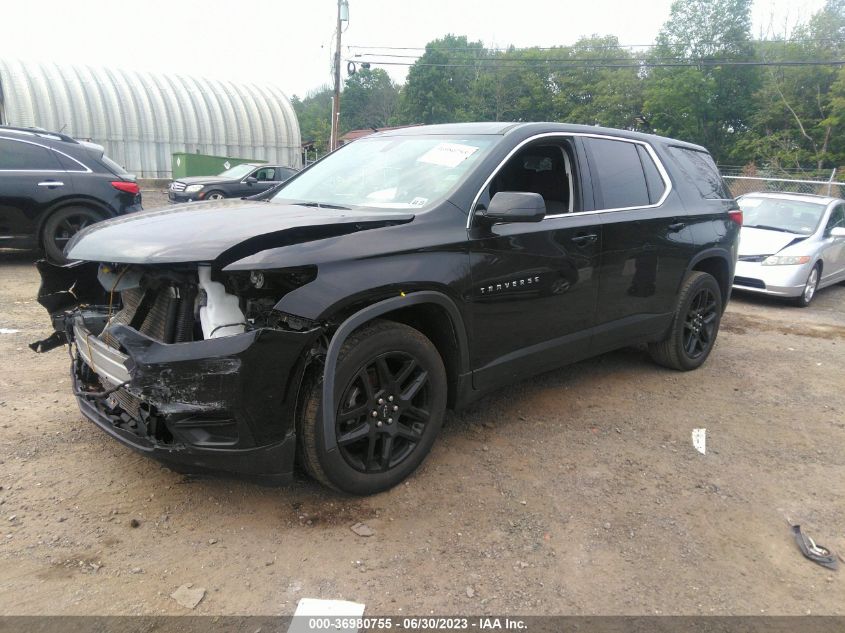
[42,206,102,263]
[297,320,447,495]
[648,271,723,371]
[336,351,432,473]
[682,286,718,360]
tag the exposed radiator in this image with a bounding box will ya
[100,284,195,348]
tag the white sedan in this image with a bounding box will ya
[733,192,845,306]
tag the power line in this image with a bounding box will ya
[346,36,845,54]
[348,59,845,69]
[354,52,759,63]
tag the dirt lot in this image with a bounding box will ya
[0,246,843,616]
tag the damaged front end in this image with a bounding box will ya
[32,259,324,483]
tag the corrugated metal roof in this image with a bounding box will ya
[0,58,301,177]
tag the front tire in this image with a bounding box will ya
[297,320,447,495]
[794,264,820,307]
[42,206,102,264]
[205,190,226,200]
[648,271,723,371]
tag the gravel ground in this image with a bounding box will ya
[0,247,843,616]
[141,186,169,210]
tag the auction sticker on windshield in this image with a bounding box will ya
[417,143,479,168]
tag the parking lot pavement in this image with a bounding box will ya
[0,250,843,615]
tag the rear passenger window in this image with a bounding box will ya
[636,145,665,205]
[668,146,731,200]
[585,138,650,209]
[0,138,62,171]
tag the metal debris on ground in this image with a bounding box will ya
[791,524,839,570]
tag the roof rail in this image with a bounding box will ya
[0,125,78,143]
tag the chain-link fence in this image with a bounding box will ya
[719,166,845,199]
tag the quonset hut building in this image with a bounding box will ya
[0,58,301,178]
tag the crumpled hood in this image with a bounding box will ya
[65,199,414,265]
[738,226,807,256]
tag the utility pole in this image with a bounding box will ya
[330,0,348,152]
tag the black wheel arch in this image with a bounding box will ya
[318,291,470,454]
[685,248,733,310]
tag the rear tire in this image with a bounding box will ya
[297,320,447,495]
[793,264,820,307]
[648,271,723,371]
[42,206,102,264]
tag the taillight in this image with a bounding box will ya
[111,181,140,195]
[729,209,743,225]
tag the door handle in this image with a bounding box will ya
[571,233,598,246]
[668,222,686,231]
[37,181,64,188]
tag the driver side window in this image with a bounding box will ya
[482,140,579,215]
[826,205,845,232]
[253,167,277,182]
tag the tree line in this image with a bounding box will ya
[292,0,845,172]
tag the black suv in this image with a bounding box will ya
[33,122,740,495]
[0,126,142,262]
[168,163,298,203]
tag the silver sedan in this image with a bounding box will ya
[732,192,845,306]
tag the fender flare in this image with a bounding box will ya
[685,247,733,274]
[684,247,735,306]
[320,290,469,453]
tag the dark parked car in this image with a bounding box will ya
[168,163,298,203]
[33,122,740,495]
[0,126,142,262]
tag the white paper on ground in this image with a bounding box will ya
[287,598,366,633]
[692,428,706,455]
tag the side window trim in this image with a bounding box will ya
[636,144,665,205]
[561,146,574,213]
[0,136,91,173]
[467,132,673,229]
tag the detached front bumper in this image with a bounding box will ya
[732,260,810,298]
[66,313,321,483]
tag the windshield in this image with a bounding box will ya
[218,164,256,179]
[738,196,827,236]
[272,135,495,209]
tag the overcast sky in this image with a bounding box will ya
[0,0,828,99]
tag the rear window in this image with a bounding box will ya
[100,154,130,176]
[668,146,731,200]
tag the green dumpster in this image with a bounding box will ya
[171,152,266,179]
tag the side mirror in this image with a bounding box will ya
[830,226,845,238]
[480,191,546,224]
[245,176,258,185]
